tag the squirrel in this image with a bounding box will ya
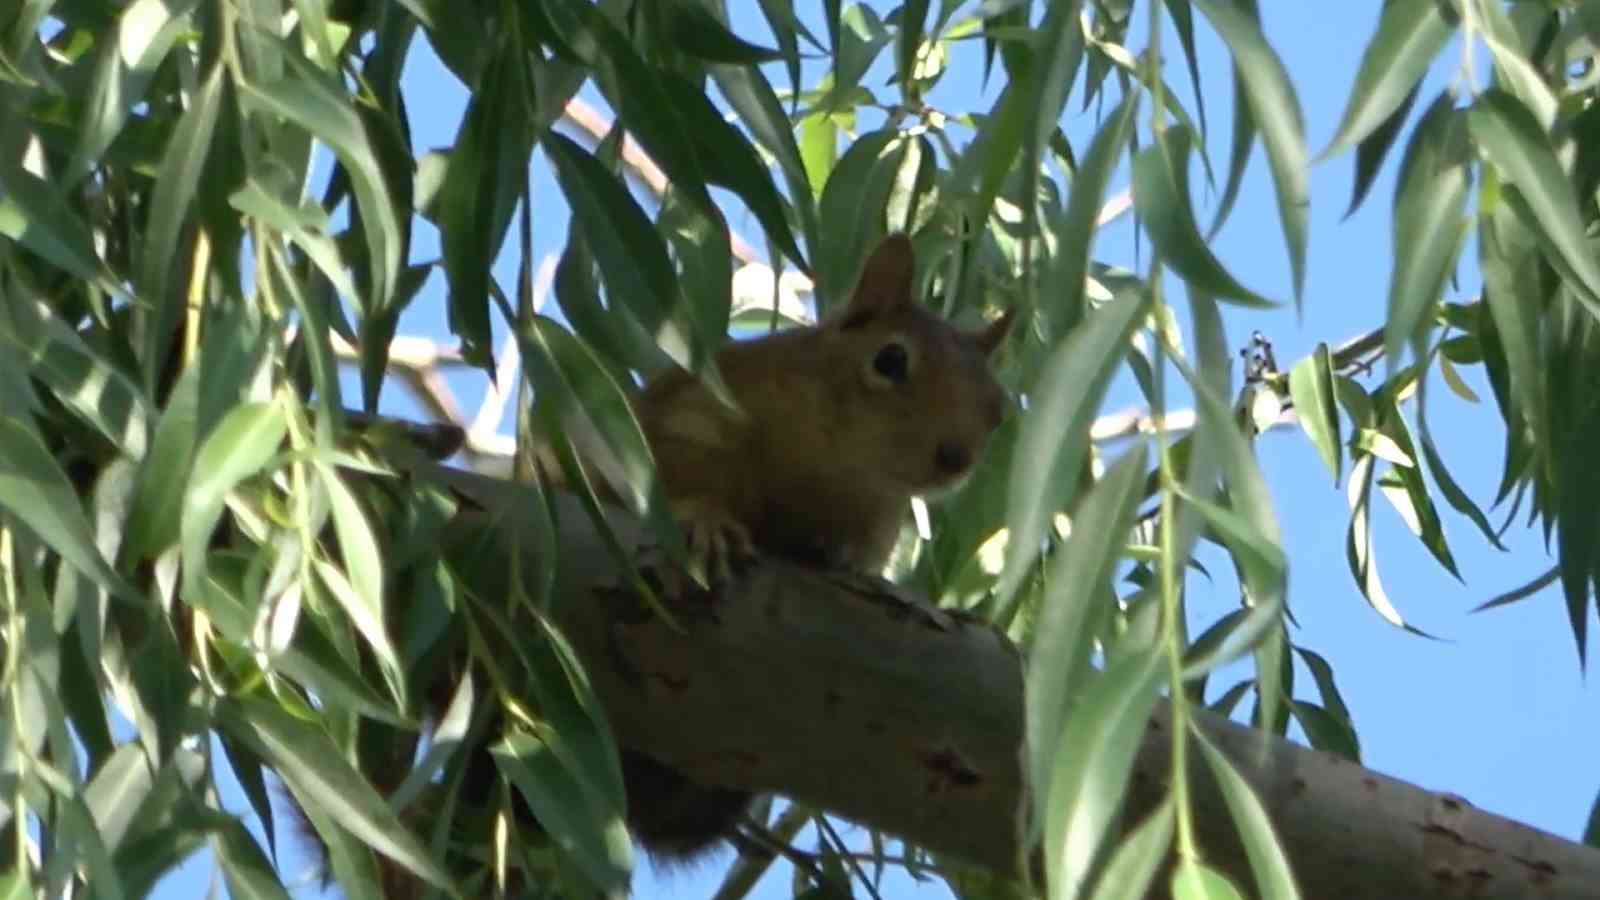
[289,232,1015,893]
[617,231,1014,862]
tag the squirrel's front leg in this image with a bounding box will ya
[670,494,757,586]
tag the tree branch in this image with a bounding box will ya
[430,464,1600,900]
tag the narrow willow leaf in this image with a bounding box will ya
[1026,442,1150,817]
[1192,727,1302,900]
[67,0,198,185]
[1320,0,1455,158]
[0,418,132,601]
[1473,565,1557,613]
[1344,84,1420,219]
[670,2,782,63]
[895,0,930,94]
[945,0,1083,246]
[494,733,634,896]
[1416,376,1506,552]
[1377,397,1460,579]
[1086,798,1174,900]
[314,462,390,655]
[214,821,294,900]
[1165,0,1207,136]
[0,297,151,459]
[814,129,903,306]
[1287,345,1341,483]
[1584,785,1600,849]
[434,41,533,368]
[218,698,457,895]
[1171,862,1247,900]
[1468,89,1600,315]
[202,556,398,721]
[1042,646,1164,900]
[1475,1,1559,129]
[138,62,224,392]
[1207,14,1254,239]
[0,161,122,295]
[1193,0,1309,303]
[1293,646,1353,726]
[1132,128,1275,308]
[238,54,404,316]
[1050,91,1140,333]
[710,62,821,256]
[544,132,678,339]
[179,402,287,603]
[1344,454,1411,630]
[998,287,1151,611]
[1385,94,1470,369]
[1478,191,1547,464]
[1291,700,1360,761]
[82,744,155,851]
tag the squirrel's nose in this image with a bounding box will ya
[935,441,972,475]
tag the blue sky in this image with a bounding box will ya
[146,3,1600,897]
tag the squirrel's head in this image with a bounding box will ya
[820,233,1014,496]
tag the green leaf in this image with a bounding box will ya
[544,131,679,346]
[1473,565,1557,613]
[0,161,123,296]
[0,296,151,460]
[1171,862,1246,900]
[1086,798,1174,900]
[1344,83,1419,219]
[434,39,535,371]
[493,620,633,894]
[1192,727,1302,900]
[218,697,457,895]
[1375,396,1460,580]
[997,286,1151,613]
[946,0,1084,245]
[1290,700,1360,761]
[814,129,904,306]
[710,62,821,257]
[214,821,294,900]
[136,61,225,396]
[1041,645,1164,900]
[1026,442,1149,818]
[179,401,287,604]
[670,2,781,63]
[1385,92,1470,370]
[1320,0,1455,158]
[1287,344,1341,484]
[1049,91,1140,334]
[1478,186,1547,464]
[1584,784,1600,849]
[0,417,132,601]
[656,74,806,272]
[201,555,399,722]
[82,744,156,852]
[66,0,199,186]
[1468,89,1600,316]
[314,463,401,700]
[1133,127,1275,308]
[1193,0,1309,303]
[1344,454,1415,631]
[237,54,405,317]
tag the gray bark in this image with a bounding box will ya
[435,464,1600,899]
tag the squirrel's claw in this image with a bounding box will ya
[685,513,755,585]
[665,497,756,588]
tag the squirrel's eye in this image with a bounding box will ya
[872,343,910,383]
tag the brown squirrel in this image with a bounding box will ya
[291,232,1014,892]
[619,231,1014,861]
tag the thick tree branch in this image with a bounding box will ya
[430,465,1600,899]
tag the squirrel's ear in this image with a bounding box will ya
[841,233,915,323]
[975,308,1015,356]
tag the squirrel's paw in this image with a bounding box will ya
[676,500,756,587]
